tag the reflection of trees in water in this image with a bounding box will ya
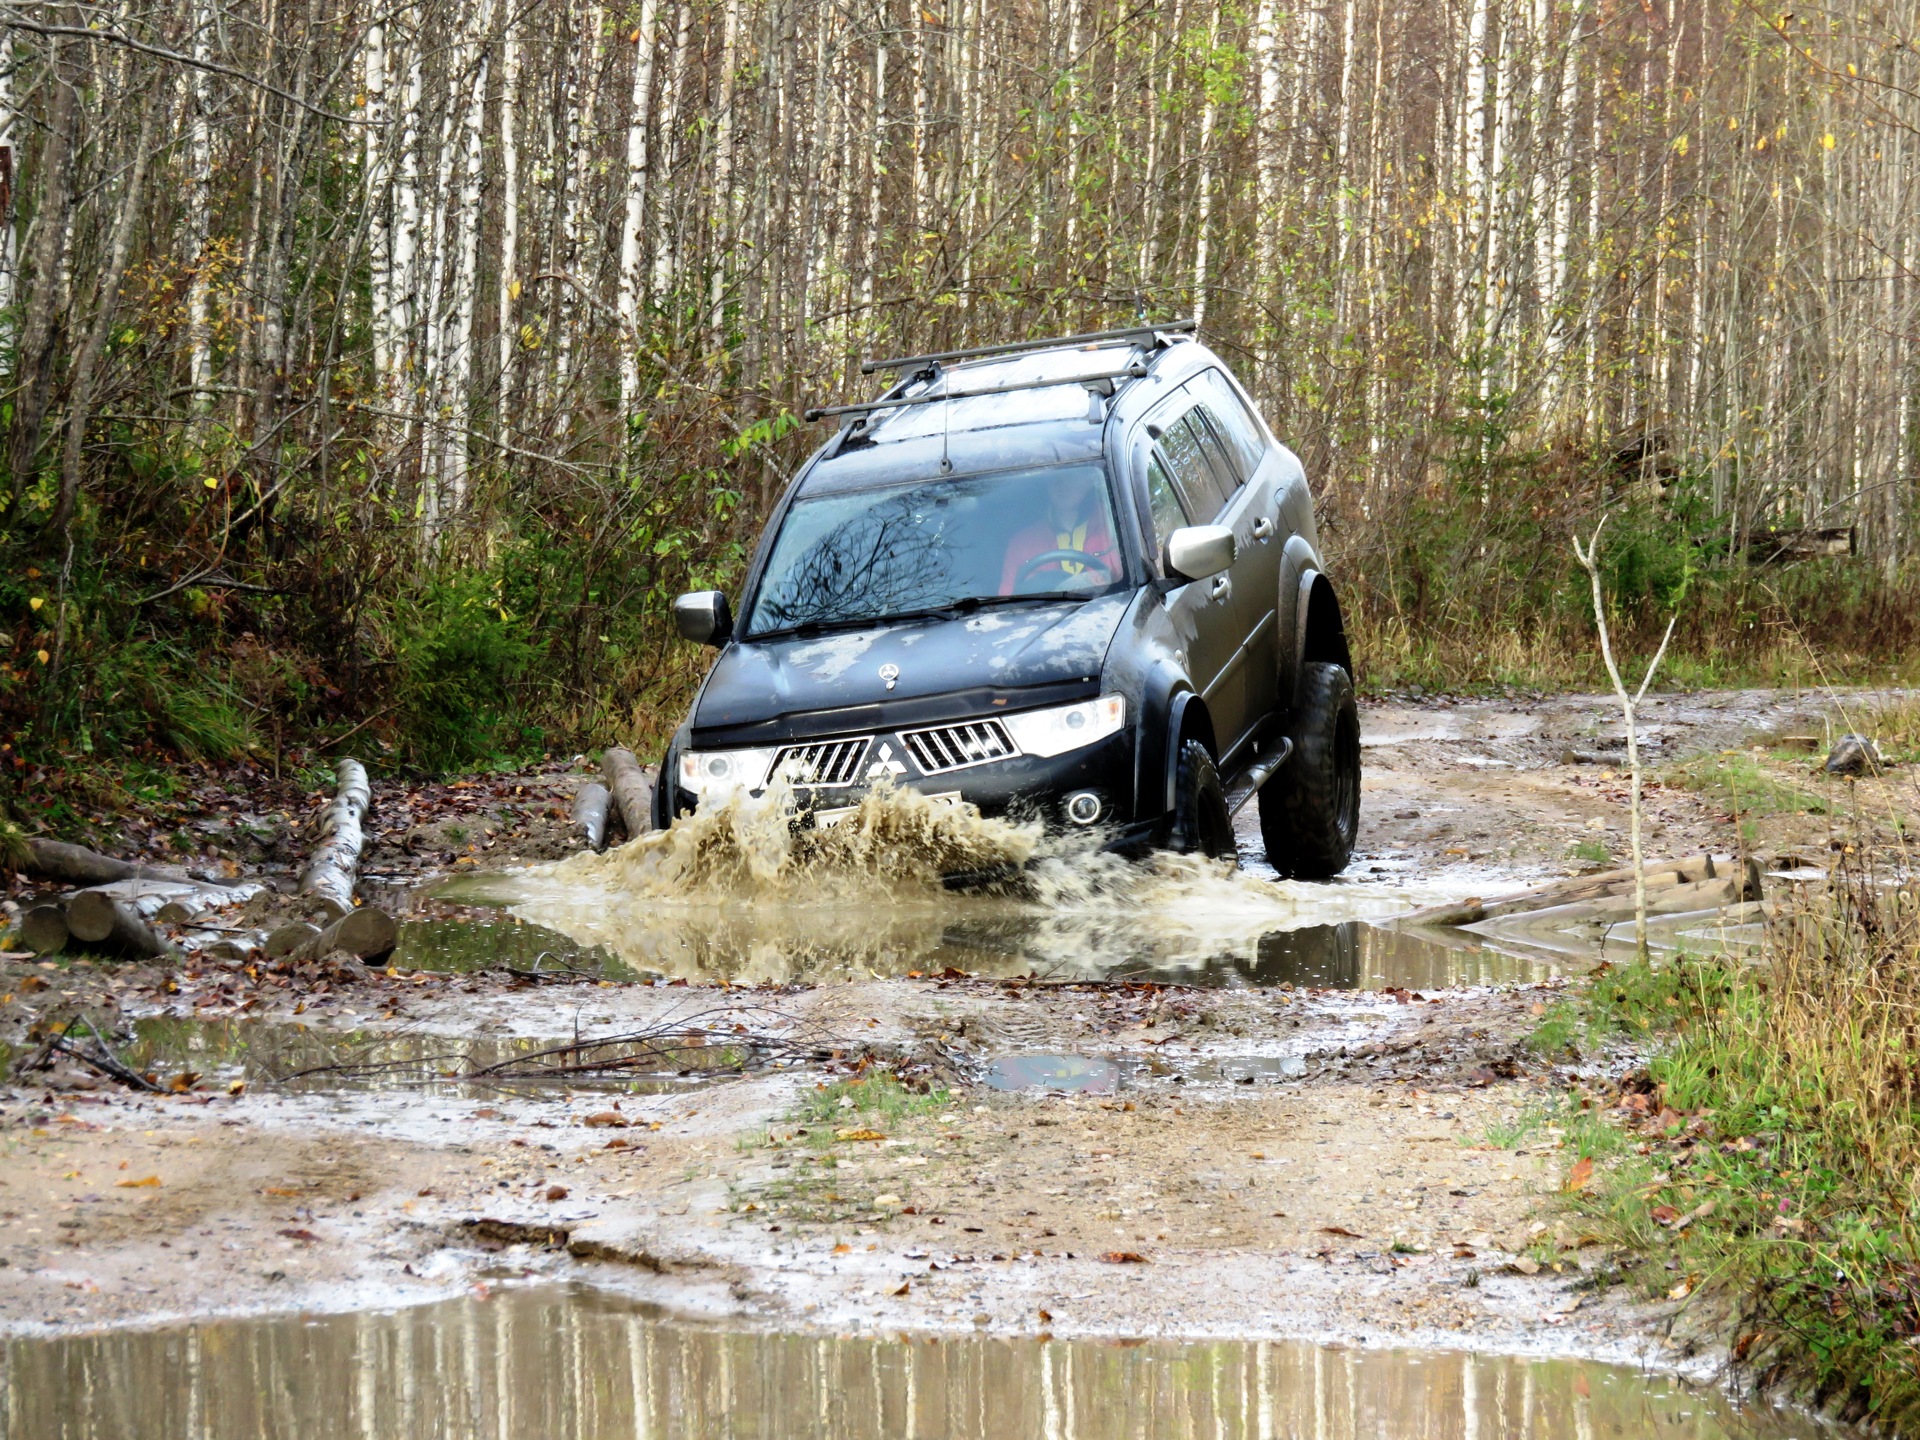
[758,490,959,628]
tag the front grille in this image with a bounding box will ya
[770,736,871,788]
[900,719,1019,775]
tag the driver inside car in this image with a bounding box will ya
[999,468,1120,594]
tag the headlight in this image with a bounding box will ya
[677,747,776,797]
[1002,695,1126,758]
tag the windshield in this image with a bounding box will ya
[746,464,1126,637]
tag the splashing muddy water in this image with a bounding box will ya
[430,785,1570,988]
[0,1286,1844,1439]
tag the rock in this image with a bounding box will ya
[1824,734,1883,776]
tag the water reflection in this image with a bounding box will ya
[118,1017,723,1097]
[0,1286,1833,1439]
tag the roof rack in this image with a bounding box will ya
[804,360,1148,424]
[858,318,1198,376]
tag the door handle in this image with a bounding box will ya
[1251,516,1274,540]
[1210,575,1232,601]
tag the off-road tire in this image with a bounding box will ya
[1170,738,1237,861]
[1259,662,1360,878]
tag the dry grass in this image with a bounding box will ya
[1548,862,1920,1429]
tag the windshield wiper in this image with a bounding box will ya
[748,593,1085,642]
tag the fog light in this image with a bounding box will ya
[1065,791,1103,825]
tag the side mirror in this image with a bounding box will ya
[1164,525,1235,583]
[673,590,733,647]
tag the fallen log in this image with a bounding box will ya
[1396,854,1728,928]
[65,892,178,958]
[299,759,371,919]
[20,904,69,955]
[288,905,398,964]
[22,838,192,887]
[571,781,612,851]
[601,749,654,840]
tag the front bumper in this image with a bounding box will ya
[667,727,1138,831]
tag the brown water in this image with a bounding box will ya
[0,1286,1837,1440]
[425,786,1570,990]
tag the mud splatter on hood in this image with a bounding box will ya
[693,594,1129,732]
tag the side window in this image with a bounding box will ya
[1188,369,1270,482]
[1144,452,1189,546]
[1158,411,1229,520]
[1187,407,1247,496]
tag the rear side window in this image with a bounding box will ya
[1157,412,1229,520]
[1187,369,1270,482]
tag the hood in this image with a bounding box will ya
[693,594,1130,735]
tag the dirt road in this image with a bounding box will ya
[2,686,1906,1379]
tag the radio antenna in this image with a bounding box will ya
[938,364,953,473]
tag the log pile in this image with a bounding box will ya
[8,755,399,965]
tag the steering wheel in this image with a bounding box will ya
[1014,549,1116,590]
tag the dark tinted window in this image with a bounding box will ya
[1144,452,1188,545]
[1157,412,1229,520]
[1187,369,1269,481]
[1186,407,1246,497]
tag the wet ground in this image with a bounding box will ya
[3,687,1912,1438]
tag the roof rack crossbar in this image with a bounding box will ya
[804,361,1148,424]
[859,318,1198,376]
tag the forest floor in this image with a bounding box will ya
[1,685,1914,1382]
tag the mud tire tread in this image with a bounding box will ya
[1170,738,1237,861]
[1259,662,1361,878]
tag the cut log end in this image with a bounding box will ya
[571,781,612,852]
[20,904,69,956]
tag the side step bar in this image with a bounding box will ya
[1223,736,1294,818]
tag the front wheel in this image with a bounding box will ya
[1259,662,1360,878]
[1169,737,1237,862]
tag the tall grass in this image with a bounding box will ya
[1553,862,1920,1427]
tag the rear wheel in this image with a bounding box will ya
[1169,738,1237,861]
[1259,662,1360,878]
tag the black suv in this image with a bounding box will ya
[658,321,1361,876]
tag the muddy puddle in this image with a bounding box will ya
[0,1285,1835,1439]
[115,1016,752,1097]
[417,786,1573,990]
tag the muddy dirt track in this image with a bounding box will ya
[1,688,1912,1387]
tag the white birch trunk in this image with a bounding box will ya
[910,0,929,240]
[1254,0,1282,323]
[618,0,664,414]
[182,3,215,412]
[652,0,692,306]
[1192,1,1220,327]
[0,22,12,337]
[440,0,494,526]
[859,25,887,313]
[393,37,423,384]
[497,16,521,409]
[709,0,742,343]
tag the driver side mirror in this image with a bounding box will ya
[1164,526,1235,583]
[673,590,733,647]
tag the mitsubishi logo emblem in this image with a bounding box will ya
[878,663,900,690]
[865,742,907,779]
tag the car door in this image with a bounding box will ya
[1146,409,1251,750]
[1185,370,1285,729]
